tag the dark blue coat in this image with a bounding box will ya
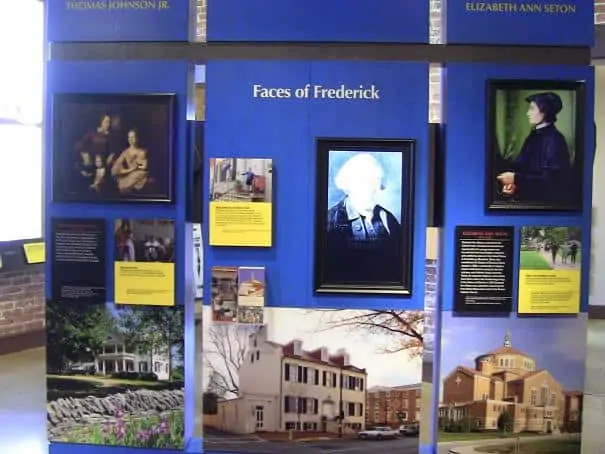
[513,124,572,204]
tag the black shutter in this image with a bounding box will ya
[322,371,327,386]
[284,364,290,381]
[313,399,319,414]
[303,367,308,383]
[284,396,290,413]
[314,369,319,385]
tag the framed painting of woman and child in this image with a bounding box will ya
[51,93,174,204]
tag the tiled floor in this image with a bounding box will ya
[0,347,47,454]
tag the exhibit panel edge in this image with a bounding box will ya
[203,60,430,312]
[45,0,193,43]
[440,63,594,314]
[45,60,195,454]
[442,0,594,46]
[206,0,430,43]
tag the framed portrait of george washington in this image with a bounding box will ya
[314,138,415,295]
[51,93,175,204]
[486,79,585,212]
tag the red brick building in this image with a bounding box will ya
[366,384,422,427]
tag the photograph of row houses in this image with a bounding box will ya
[199,306,425,453]
[438,312,586,454]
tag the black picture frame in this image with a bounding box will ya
[52,93,175,204]
[486,79,585,212]
[314,138,415,295]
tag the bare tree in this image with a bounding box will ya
[313,309,424,358]
[203,323,255,396]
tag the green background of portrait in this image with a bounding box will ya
[494,88,577,161]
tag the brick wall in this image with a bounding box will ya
[596,2,605,24]
[196,0,207,42]
[0,270,45,342]
[366,386,422,426]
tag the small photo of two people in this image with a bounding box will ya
[114,219,175,264]
[520,226,581,271]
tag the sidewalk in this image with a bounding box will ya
[442,433,579,453]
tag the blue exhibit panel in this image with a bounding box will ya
[441,63,595,312]
[444,0,594,46]
[45,60,193,453]
[204,60,430,311]
[44,60,190,307]
[207,0,429,43]
[46,0,191,42]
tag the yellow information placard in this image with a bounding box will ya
[114,261,175,307]
[23,242,45,264]
[209,201,272,247]
[518,269,581,314]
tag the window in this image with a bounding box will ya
[284,395,296,413]
[251,353,254,363]
[530,388,537,406]
[285,422,296,430]
[403,399,409,408]
[154,362,161,373]
[256,351,260,360]
[347,402,355,416]
[314,369,319,385]
[540,386,549,406]
[0,126,43,241]
[0,0,44,242]
[284,363,290,381]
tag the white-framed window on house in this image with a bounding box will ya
[0,0,44,242]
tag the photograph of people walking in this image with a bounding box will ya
[519,227,581,271]
[52,94,174,203]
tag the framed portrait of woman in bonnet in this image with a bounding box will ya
[486,80,585,212]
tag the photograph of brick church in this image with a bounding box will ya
[438,312,587,454]
[198,306,424,453]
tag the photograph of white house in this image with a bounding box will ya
[200,306,425,453]
[46,301,185,449]
[91,331,171,381]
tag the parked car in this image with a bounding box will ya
[399,423,420,436]
[358,426,399,440]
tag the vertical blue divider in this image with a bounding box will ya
[45,60,194,454]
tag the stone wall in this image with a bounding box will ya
[48,388,185,439]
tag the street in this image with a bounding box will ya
[203,430,420,453]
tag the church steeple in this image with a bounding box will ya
[504,330,511,348]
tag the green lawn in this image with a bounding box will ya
[474,439,580,453]
[519,251,552,270]
[47,375,182,401]
[438,432,536,442]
